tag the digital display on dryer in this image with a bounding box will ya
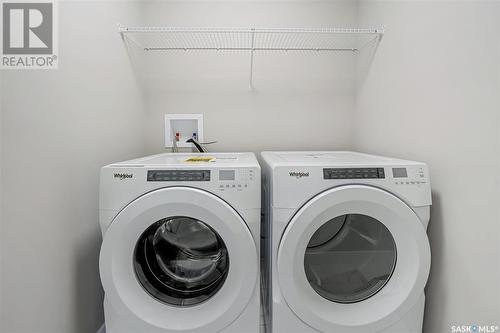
[323,168,385,179]
[147,170,211,181]
[392,168,408,178]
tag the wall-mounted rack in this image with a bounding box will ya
[119,26,384,89]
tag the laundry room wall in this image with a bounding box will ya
[0,65,3,326]
[0,1,145,332]
[139,0,358,154]
[354,1,500,332]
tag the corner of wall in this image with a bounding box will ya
[0,62,3,331]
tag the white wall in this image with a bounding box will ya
[140,0,358,154]
[355,1,500,332]
[0,60,3,331]
[0,2,144,332]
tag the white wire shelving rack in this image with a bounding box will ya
[119,26,384,89]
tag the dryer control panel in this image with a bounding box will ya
[323,168,385,179]
[391,166,428,186]
[322,166,427,186]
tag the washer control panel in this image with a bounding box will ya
[217,168,255,191]
[147,170,211,182]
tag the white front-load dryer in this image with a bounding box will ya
[261,151,432,333]
[99,153,261,333]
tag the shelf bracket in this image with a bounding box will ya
[249,28,256,91]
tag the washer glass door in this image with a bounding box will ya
[99,187,258,332]
[134,216,229,306]
[304,214,396,304]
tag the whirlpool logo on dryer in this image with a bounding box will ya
[289,171,310,179]
[114,173,133,180]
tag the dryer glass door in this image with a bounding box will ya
[134,216,229,306]
[304,214,396,304]
[277,185,430,332]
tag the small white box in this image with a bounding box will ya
[164,114,204,148]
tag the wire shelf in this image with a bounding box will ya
[120,27,383,52]
[119,26,384,88]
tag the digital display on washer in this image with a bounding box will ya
[147,170,210,182]
[323,168,385,179]
[392,168,408,178]
[219,170,235,181]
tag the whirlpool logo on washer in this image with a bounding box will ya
[289,171,310,179]
[114,173,133,180]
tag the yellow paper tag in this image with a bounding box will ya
[184,157,215,163]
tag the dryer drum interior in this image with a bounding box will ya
[304,214,397,303]
[134,216,230,307]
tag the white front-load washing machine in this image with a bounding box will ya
[99,153,261,333]
[261,151,432,333]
